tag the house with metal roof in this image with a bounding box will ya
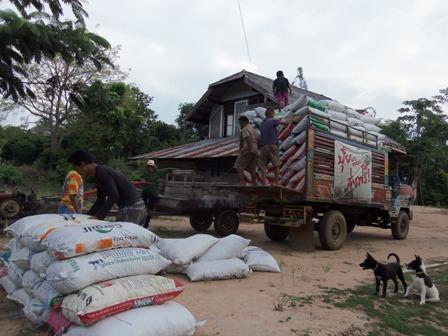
[133,69,404,182]
[133,70,334,181]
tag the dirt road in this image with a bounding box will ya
[1,206,447,336]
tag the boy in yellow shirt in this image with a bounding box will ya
[58,170,84,214]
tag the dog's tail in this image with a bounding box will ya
[387,253,400,264]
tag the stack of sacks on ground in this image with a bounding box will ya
[157,234,281,281]
[241,95,385,188]
[0,214,204,336]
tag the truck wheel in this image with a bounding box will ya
[391,211,409,240]
[318,210,347,250]
[264,223,289,241]
[189,213,213,232]
[214,210,239,236]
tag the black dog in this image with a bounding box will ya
[359,252,407,297]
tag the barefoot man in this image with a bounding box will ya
[259,108,281,185]
[235,116,258,185]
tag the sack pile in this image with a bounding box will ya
[241,95,385,188]
[0,214,203,336]
[158,234,281,281]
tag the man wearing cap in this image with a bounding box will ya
[141,160,177,226]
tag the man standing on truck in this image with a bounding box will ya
[273,70,292,109]
[259,108,281,185]
[68,150,146,225]
[235,115,259,185]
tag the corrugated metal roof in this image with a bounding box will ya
[187,70,331,122]
[132,137,239,160]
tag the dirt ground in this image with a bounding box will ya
[1,206,447,336]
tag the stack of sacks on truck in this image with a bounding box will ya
[241,95,384,188]
[157,234,281,281]
[0,214,204,336]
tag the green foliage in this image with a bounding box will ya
[0,163,23,185]
[0,126,43,164]
[175,102,209,142]
[0,0,110,101]
[66,81,179,163]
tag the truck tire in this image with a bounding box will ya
[318,210,347,250]
[264,223,289,241]
[391,211,409,240]
[214,210,239,237]
[189,213,213,232]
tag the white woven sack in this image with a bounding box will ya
[9,246,33,270]
[6,238,23,253]
[242,110,256,119]
[330,129,348,138]
[197,235,250,262]
[32,280,63,308]
[323,100,345,113]
[309,107,330,118]
[328,110,347,121]
[62,274,185,325]
[330,119,348,131]
[292,131,306,146]
[292,116,309,134]
[21,270,42,294]
[23,304,48,325]
[293,157,306,172]
[243,247,281,272]
[350,126,366,137]
[294,106,309,117]
[345,108,359,118]
[364,123,381,133]
[5,214,90,239]
[186,258,251,282]
[347,117,365,128]
[25,297,45,316]
[64,302,202,336]
[21,215,92,252]
[285,95,307,113]
[30,251,56,277]
[279,135,294,151]
[7,262,24,286]
[255,107,266,119]
[0,275,17,294]
[46,247,170,294]
[156,235,218,265]
[42,221,159,259]
[7,288,31,306]
[360,114,379,124]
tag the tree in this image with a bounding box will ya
[395,98,448,201]
[0,0,110,101]
[0,125,43,164]
[65,81,159,162]
[1,47,123,156]
[175,102,208,142]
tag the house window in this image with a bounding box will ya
[209,105,223,138]
[224,112,234,137]
[234,100,248,136]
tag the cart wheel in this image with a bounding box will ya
[264,223,289,241]
[0,199,21,219]
[214,210,239,237]
[318,210,347,250]
[391,211,409,240]
[190,213,213,232]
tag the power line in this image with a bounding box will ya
[237,0,253,69]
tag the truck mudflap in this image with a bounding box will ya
[264,206,315,251]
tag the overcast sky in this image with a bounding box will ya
[3,0,448,125]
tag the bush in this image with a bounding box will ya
[107,158,141,180]
[0,164,23,185]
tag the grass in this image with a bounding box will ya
[275,266,448,336]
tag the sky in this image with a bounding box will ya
[3,0,448,125]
